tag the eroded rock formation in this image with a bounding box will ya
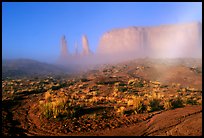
[82,35,92,56]
[58,22,202,66]
[97,27,144,55]
[97,22,202,59]
[58,34,94,66]
[60,35,68,59]
[145,22,202,58]
[58,35,70,64]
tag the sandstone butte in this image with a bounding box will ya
[58,22,202,65]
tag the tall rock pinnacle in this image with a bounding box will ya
[61,35,68,58]
[82,35,91,56]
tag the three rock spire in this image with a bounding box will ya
[60,34,92,59]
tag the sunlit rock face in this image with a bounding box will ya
[82,35,92,56]
[97,27,145,62]
[97,22,202,61]
[58,35,70,64]
[97,27,144,54]
[60,35,69,58]
[58,22,201,66]
[58,34,94,66]
[146,22,202,58]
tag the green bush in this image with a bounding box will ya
[149,98,163,112]
[51,84,61,90]
[160,85,168,88]
[140,103,151,113]
[170,97,184,109]
[186,98,197,105]
[118,87,128,92]
[43,102,53,118]
[135,82,144,87]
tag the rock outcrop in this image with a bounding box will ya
[58,22,202,66]
[58,35,70,64]
[97,22,202,60]
[145,22,202,58]
[82,35,92,56]
[97,27,144,55]
[60,35,69,59]
[58,34,94,66]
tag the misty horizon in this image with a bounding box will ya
[2,2,202,64]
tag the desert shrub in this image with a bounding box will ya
[96,81,106,85]
[51,98,68,118]
[128,79,135,85]
[147,92,163,112]
[41,95,83,119]
[60,83,67,88]
[132,99,142,113]
[197,99,202,105]
[118,87,128,92]
[44,90,52,102]
[177,89,181,92]
[141,100,151,113]
[186,98,197,105]
[149,98,163,111]
[80,78,89,82]
[43,102,53,118]
[51,84,61,90]
[67,81,75,86]
[118,83,126,86]
[135,82,144,87]
[127,96,144,114]
[160,85,168,88]
[115,106,126,115]
[170,97,184,109]
[96,80,116,85]
[89,85,99,92]
[87,113,97,119]
[163,100,173,110]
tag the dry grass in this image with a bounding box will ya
[44,90,52,102]
[40,92,78,119]
[163,100,172,110]
[115,106,127,115]
[39,78,201,119]
[129,96,143,114]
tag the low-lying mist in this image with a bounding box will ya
[3,22,202,79]
[56,22,202,69]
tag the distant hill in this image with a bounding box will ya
[2,59,74,79]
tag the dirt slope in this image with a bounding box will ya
[2,84,202,136]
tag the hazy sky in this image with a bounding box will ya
[2,2,202,63]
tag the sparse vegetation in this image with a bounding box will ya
[2,58,202,135]
[129,96,144,114]
[149,98,163,111]
[170,97,184,109]
[135,82,144,87]
[186,97,198,105]
[163,100,173,110]
[41,93,84,119]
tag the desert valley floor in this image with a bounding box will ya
[2,58,202,136]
